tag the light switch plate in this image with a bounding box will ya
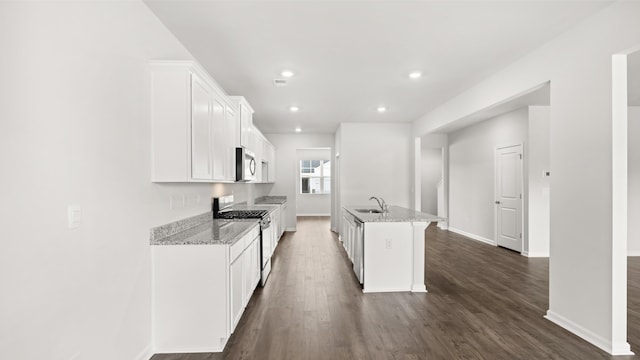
[68,205,82,229]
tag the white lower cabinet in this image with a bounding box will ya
[341,211,356,261]
[152,226,260,353]
[280,202,287,237]
[230,253,245,331]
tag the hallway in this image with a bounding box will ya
[153,216,637,360]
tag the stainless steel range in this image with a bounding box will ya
[213,196,273,286]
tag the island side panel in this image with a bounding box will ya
[411,221,429,292]
[363,222,413,293]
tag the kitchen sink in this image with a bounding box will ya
[355,208,382,214]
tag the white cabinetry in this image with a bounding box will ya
[212,100,236,181]
[152,226,261,353]
[229,252,244,330]
[229,96,254,150]
[261,141,276,183]
[271,207,281,245]
[280,202,287,236]
[190,74,214,180]
[151,60,237,183]
[341,210,359,263]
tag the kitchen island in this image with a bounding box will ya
[342,205,443,293]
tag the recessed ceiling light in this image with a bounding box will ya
[281,70,295,78]
[295,127,302,132]
[290,106,299,112]
[377,106,387,113]
[409,71,422,79]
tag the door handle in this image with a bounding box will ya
[495,201,501,204]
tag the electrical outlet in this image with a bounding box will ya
[67,205,82,229]
[385,239,392,249]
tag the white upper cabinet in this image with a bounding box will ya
[190,73,214,180]
[211,96,228,181]
[150,61,238,183]
[150,61,275,184]
[229,96,254,151]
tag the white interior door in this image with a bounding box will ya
[495,144,523,252]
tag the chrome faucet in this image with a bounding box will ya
[369,196,389,213]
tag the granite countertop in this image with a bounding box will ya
[254,196,287,205]
[344,205,445,223]
[232,203,280,214]
[150,212,259,246]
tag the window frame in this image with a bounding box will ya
[299,159,331,195]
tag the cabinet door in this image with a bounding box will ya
[268,144,276,182]
[242,240,254,307]
[243,237,260,305]
[252,236,261,287]
[280,204,286,237]
[230,256,244,332]
[273,208,281,243]
[225,106,237,181]
[240,105,251,149]
[191,74,213,180]
[253,132,263,182]
[211,96,226,181]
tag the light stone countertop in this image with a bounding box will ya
[232,203,280,214]
[344,205,444,223]
[254,196,287,205]
[150,212,259,246]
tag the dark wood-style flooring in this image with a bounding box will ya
[153,216,640,360]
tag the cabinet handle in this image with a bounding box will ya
[495,201,501,204]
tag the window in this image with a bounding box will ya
[300,160,331,194]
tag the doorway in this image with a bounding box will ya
[494,144,523,252]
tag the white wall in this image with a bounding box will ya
[448,108,528,244]
[0,2,213,359]
[629,107,640,255]
[296,149,332,216]
[420,147,442,215]
[264,133,334,231]
[413,2,640,353]
[528,106,551,257]
[338,123,412,209]
[211,182,270,206]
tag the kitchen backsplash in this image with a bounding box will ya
[211,182,274,205]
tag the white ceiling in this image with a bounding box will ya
[145,1,611,134]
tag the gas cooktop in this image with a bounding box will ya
[216,209,269,219]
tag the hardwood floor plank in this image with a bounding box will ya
[152,217,639,360]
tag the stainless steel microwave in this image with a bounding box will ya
[236,147,256,182]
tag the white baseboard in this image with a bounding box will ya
[628,250,640,256]
[135,344,153,360]
[297,213,331,217]
[363,287,412,293]
[545,310,633,356]
[437,221,448,230]
[285,227,296,232]
[153,346,224,354]
[523,251,549,258]
[448,227,496,246]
